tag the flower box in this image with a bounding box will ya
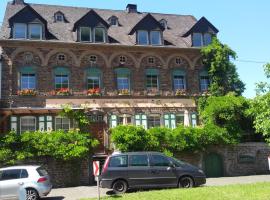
[87,88,101,96]
[175,89,187,96]
[54,88,71,96]
[18,89,37,96]
[118,89,130,96]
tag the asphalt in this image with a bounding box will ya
[45,175,270,200]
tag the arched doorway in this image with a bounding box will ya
[204,153,223,177]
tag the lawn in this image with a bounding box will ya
[82,182,270,200]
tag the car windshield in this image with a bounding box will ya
[37,167,48,176]
[170,157,188,167]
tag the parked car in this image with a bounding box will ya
[100,152,206,194]
[0,165,52,200]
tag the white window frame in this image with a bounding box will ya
[13,23,27,39]
[55,116,70,131]
[55,13,64,22]
[87,76,101,89]
[55,74,69,90]
[110,17,118,26]
[28,24,42,40]
[147,114,161,128]
[192,33,203,47]
[94,27,106,43]
[20,73,36,90]
[80,27,92,42]
[146,74,159,91]
[203,33,212,45]
[150,31,162,45]
[20,116,36,134]
[137,30,149,45]
[173,75,186,90]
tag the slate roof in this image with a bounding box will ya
[0,2,207,47]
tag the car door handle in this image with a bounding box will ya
[151,170,158,174]
[18,182,24,185]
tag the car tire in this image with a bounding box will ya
[26,188,39,200]
[112,180,128,194]
[178,176,194,188]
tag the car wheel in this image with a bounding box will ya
[26,189,39,200]
[179,176,194,188]
[112,180,128,194]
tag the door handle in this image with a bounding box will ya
[18,182,24,185]
[151,170,158,174]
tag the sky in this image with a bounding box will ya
[0,0,269,98]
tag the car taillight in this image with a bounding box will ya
[102,157,110,174]
[37,177,47,183]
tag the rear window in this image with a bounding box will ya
[109,155,128,167]
[129,155,149,167]
[36,167,48,176]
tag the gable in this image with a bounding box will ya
[129,14,165,35]
[183,17,219,37]
[73,10,109,31]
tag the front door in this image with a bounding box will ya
[204,153,223,177]
[149,154,178,187]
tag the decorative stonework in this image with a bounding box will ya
[13,51,42,67]
[111,53,135,68]
[140,55,163,69]
[48,52,74,67]
[168,56,189,69]
[81,53,106,68]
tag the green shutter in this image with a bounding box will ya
[20,67,35,74]
[164,114,170,128]
[38,116,45,131]
[54,67,70,75]
[141,114,147,129]
[10,116,18,133]
[86,67,102,76]
[200,70,208,76]
[115,68,131,77]
[46,116,53,131]
[146,68,159,75]
[170,114,176,129]
[173,69,186,76]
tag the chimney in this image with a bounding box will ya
[12,0,25,5]
[126,4,137,13]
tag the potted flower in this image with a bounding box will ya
[55,88,71,96]
[147,88,159,96]
[87,88,101,96]
[118,89,130,95]
[175,89,187,96]
[17,89,37,96]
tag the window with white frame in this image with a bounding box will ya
[80,27,91,42]
[164,114,176,129]
[190,112,197,127]
[21,73,36,90]
[55,116,70,131]
[29,24,42,40]
[137,30,149,45]
[20,116,36,133]
[55,75,69,90]
[173,75,186,90]
[14,23,27,39]
[200,71,210,92]
[203,33,212,45]
[87,76,100,89]
[117,115,132,125]
[150,31,161,45]
[135,114,147,129]
[55,13,64,22]
[192,33,203,47]
[148,115,161,128]
[94,27,106,43]
[175,113,185,126]
[10,116,18,132]
[146,69,159,91]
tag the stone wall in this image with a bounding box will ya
[176,142,270,177]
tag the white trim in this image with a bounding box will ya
[94,27,106,43]
[28,24,42,40]
[80,27,92,42]
[20,116,36,134]
[13,23,27,39]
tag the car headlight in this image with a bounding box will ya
[198,169,204,174]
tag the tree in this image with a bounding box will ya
[201,38,245,96]
[249,64,270,142]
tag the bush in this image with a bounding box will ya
[0,130,98,165]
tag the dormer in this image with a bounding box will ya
[9,5,56,40]
[73,10,109,43]
[183,17,219,47]
[159,19,168,29]
[129,14,165,46]
[54,11,67,23]
[108,16,119,26]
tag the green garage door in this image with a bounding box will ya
[204,153,223,178]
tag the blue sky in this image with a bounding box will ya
[0,0,269,98]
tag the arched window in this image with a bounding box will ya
[172,69,186,91]
[199,70,210,92]
[145,68,159,91]
[19,67,36,90]
[115,68,131,92]
[54,67,70,90]
[86,68,102,90]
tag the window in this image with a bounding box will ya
[110,115,117,128]
[117,115,132,125]
[148,115,160,128]
[204,33,212,45]
[129,155,149,167]
[80,27,91,42]
[55,75,69,90]
[148,57,155,64]
[190,112,197,127]
[89,55,97,63]
[29,24,42,40]
[14,23,27,39]
[119,56,126,64]
[57,54,66,61]
[176,113,185,126]
[159,19,167,29]
[150,31,161,45]
[55,14,64,22]
[0,169,22,181]
[135,114,147,129]
[200,71,210,91]
[10,116,17,132]
[109,155,128,167]
[146,70,159,91]
[20,116,36,133]
[21,73,36,90]
[175,58,182,65]
[110,16,118,26]
[55,116,70,131]
[94,27,106,43]
[192,33,203,47]
[115,68,131,91]
[87,76,100,90]
[164,114,176,129]
[173,70,186,91]
[151,155,170,167]
[137,30,149,45]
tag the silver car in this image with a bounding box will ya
[0,165,52,200]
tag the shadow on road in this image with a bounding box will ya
[43,196,65,200]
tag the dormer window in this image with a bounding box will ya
[138,30,148,45]
[80,27,91,42]
[159,19,167,29]
[55,13,64,22]
[14,23,27,39]
[29,24,42,40]
[13,23,42,40]
[94,27,106,43]
[109,16,118,26]
[137,30,162,45]
[79,27,106,43]
[192,33,212,47]
[150,31,161,45]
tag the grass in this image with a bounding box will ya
[82,182,270,200]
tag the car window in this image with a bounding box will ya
[151,155,170,167]
[109,155,128,167]
[129,155,149,167]
[0,169,22,181]
[37,167,48,176]
[171,157,186,167]
[20,169,29,178]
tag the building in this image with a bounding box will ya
[0,0,219,157]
